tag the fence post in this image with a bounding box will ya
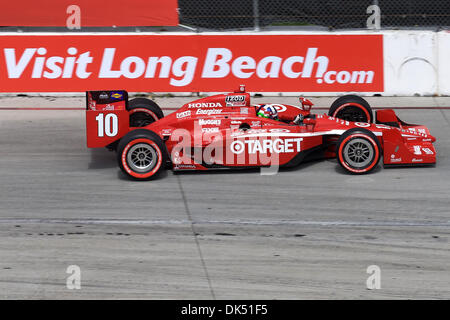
[253,0,260,31]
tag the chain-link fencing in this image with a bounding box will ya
[178,0,450,30]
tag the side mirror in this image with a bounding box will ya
[304,118,316,131]
[235,84,246,93]
[299,97,314,112]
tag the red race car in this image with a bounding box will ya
[85,85,436,180]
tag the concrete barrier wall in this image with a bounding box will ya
[438,31,450,96]
[0,30,448,96]
[384,30,438,96]
[383,30,450,97]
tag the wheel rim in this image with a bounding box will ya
[335,105,369,122]
[126,143,158,173]
[343,138,374,168]
[130,112,156,127]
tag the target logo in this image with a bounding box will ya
[230,140,245,154]
[230,138,302,155]
[264,104,287,113]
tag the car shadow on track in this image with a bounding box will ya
[88,148,117,169]
[116,169,170,181]
[173,158,332,176]
[89,148,387,180]
[333,161,382,175]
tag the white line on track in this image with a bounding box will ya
[0,218,449,227]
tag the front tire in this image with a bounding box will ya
[329,95,373,123]
[336,128,381,174]
[117,129,167,180]
[128,98,164,127]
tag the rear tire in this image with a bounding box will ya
[329,95,373,123]
[117,129,167,180]
[336,128,381,174]
[128,98,164,127]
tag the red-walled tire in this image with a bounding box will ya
[117,129,167,180]
[329,95,373,123]
[336,128,382,174]
[128,98,164,127]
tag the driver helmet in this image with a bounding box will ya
[256,105,278,120]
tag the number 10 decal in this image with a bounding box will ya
[95,113,118,137]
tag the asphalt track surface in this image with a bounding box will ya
[0,95,449,299]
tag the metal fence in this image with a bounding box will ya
[178,0,450,30]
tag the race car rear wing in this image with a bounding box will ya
[86,90,130,148]
[86,90,129,111]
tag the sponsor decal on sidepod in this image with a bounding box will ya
[230,138,302,155]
